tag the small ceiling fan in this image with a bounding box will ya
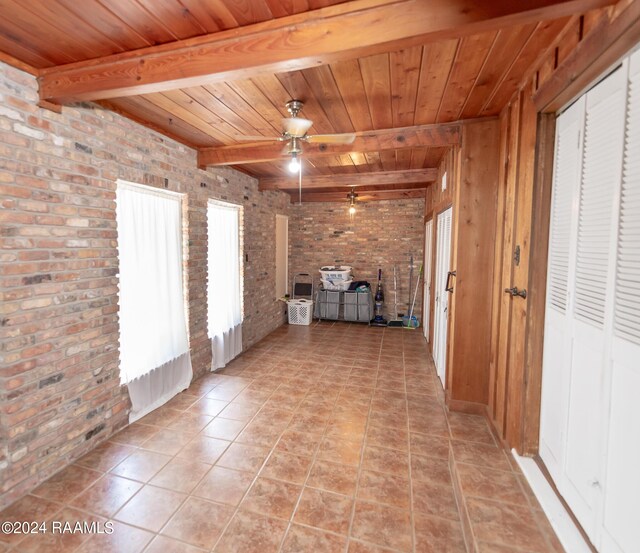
[236,100,357,173]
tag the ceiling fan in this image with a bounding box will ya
[236,100,357,173]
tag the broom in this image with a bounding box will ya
[388,265,403,327]
[404,264,422,329]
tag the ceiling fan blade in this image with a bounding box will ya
[282,117,313,137]
[234,135,284,142]
[305,133,356,144]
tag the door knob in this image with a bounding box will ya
[504,287,527,299]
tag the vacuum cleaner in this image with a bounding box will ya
[371,268,387,327]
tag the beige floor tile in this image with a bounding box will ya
[281,524,347,553]
[294,487,354,535]
[260,451,313,484]
[351,500,413,552]
[113,485,185,532]
[193,465,254,505]
[213,510,288,553]
[161,496,234,549]
[69,474,142,517]
[240,477,302,519]
[307,458,359,496]
[149,457,211,494]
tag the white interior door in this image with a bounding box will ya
[433,207,452,386]
[539,50,639,553]
[423,219,433,340]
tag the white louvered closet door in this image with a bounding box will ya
[540,48,640,553]
[539,95,584,486]
[601,49,640,553]
[562,65,627,539]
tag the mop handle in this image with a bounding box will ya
[409,264,423,319]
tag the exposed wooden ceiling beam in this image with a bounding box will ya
[260,168,437,190]
[198,123,459,167]
[38,0,615,103]
[292,188,426,202]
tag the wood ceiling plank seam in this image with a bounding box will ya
[133,0,210,39]
[477,22,543,115]
[480,16,571,115]
[221,0,275,26]
[358,52,393,129]
[145,91,237,143]
[329,58,373,131]
[114,96,223,146]
[275,70,335,134]
[98,98,209,147]
[379,150,397,172]
[262,0,295,18]
[460,23,538,119]
[0,2,82,65]
[395,148,413,170]
[363,151,383,172]
[194,0,242,30]
[173,0,228,33]
[456,30,502,120]
[424,146,447,167]
[300,65,355,133]
[433,38,461,125]
[204,82,281,136]
[226,79,289,134]
[409,147,428,170]
[188,86,266,137]
[56,0,155,52]
[171,87,255,138]
[390,45,423,128]
[98,0,183,43]
[251,73,301,122]
[14,0,128,59]
[413,38,458,125]
[0,37,54,70]
[436,30,497,123]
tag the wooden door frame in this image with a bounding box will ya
[518,113,556,455]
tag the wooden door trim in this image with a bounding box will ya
[520,112,556,454]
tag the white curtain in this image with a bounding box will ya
[207,201,243,370]
[115,181,192,422]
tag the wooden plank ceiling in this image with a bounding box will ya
[0,0,610,201]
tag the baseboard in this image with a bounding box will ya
[511,451,594,553]
[447,397,488,416]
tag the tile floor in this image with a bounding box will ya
[0,322,564,552]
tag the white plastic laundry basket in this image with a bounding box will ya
[287,299,314,325]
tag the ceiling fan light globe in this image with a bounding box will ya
[349,205,356,215]
[288,156,300,173]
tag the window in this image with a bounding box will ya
[115,180,192,421]
[207,200,243,370]
[275,214,288,298]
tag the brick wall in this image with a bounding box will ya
[288,198,426,322]
[0,61,288,508]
